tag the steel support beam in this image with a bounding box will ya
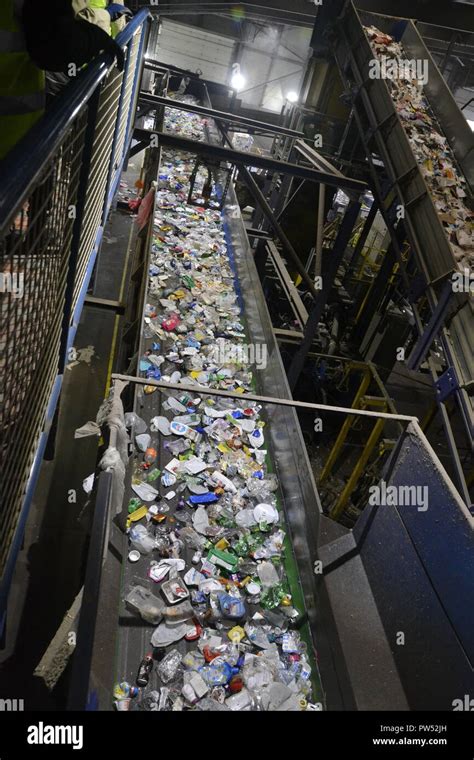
[266,240,309,329]
[237,162,320,298]
[246,228,272,240]
[129,140,148,157]
[351,242,397,344]
[83,295,125,313]
[144,60,207,81]
[287,200,362,390]
[273,327,305,343]
[275,178,304,221]
[139,93,305,139]
[217,116,320,299]
[407,278,457,371]
[295,139,347,180]
[314,183,326,280]
[133,128,367,193]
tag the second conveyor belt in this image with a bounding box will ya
[331,5,474,435]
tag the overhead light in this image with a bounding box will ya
[231,72,246,90]
[286,91,299,103]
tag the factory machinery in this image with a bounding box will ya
[0,3,473,711]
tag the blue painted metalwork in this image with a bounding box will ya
[407,277,455,371]
[318,416,473,709]
[0,9,151,638]
[436,366,460,403]
[67,227,104,354]
[408,271,428,302]
[353,427,474,707]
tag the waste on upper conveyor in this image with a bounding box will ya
[114,98,320,712]
[365,26,474,271]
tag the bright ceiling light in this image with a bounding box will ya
[286,91,299,103]
[231,72,246,90]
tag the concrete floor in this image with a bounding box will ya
[0,166,141,710]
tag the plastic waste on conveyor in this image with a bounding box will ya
[365,25,473,272]
[113,97,321,712]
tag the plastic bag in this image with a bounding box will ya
[129,524,155,554]
[218,593,246,620]
[151,620,189,647]
[124,412,147,434]
[242,655,275,691]
[257,561,280,588]
[180,526,207,550]
[125,586,165,625]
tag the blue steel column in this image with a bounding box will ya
[407,278,457,371]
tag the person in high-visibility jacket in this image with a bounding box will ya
[0,0,126,161]
[0,1,45,160]
[74,1,130,38]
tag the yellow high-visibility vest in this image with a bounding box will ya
[0,0,45,160]
[88,0,126,38]
[74,0,125,39]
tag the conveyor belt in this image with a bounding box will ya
[112,99,325,710]
[331,4,473,431]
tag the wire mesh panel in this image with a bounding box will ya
[72,71,123,313]
[0,114,87,575]
[109,32,142,197]
[0,10,151,594]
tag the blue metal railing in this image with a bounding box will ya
[0,8,151,638]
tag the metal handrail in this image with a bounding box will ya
[0,8,151,228]
[0,8,152,636]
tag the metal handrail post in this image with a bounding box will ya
[123,19,152,158]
